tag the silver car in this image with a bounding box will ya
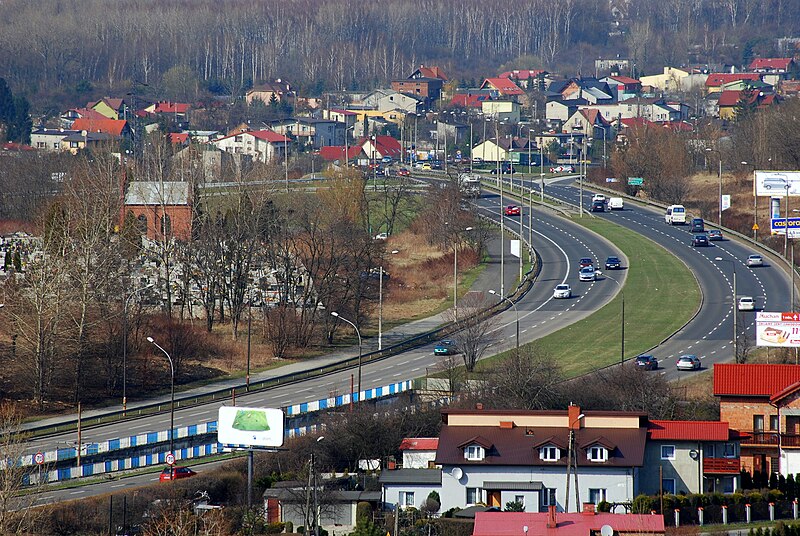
[553,284,572,299]
[747,254,763,267]
[676,355,701,370]
[579,266,596,281]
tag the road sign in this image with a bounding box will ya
[753,223,759,230]
[721,194,731,211]
[165,452,176,465]
[34,452,44,465]
[606,177,618,183]
[628,177,644,186]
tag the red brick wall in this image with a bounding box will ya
[125,204,192,241]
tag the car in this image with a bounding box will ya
[431,161,443,170]
[708,229,723,241]
[374,232,388,240]
[691,234,709,247]
[579,266,596,281]
[381,156,393,164]
[747,254,764,267]
[434,340,458,355]
[592,194,606,203]
[160,466,196,482]
[605,256,622,270]
[738,296,755,311]
[505,205,521,216]
[635,354,659,370]
[397,168,410,177]
[553,284,572,299]
[676,354,701,370]
[608,197,624,210]
[421,162,432,170]
[690,218,705,233]
[550,165,575,173]
[579,257,594,268]
[591,200,606,212]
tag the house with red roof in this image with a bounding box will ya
[60,107,112,129]
[599,75,642,102]
[87,97,127,120]
[409,65,448,82]
[319,145,362,164]
[714,363,800,476]
[451,90,492,109]
[70,117,130,137]
[480,77,525,99]
[563,109,612,139]
[144,101,191,123]
[749,58,796,74]
[472,508,665,536]
[498,69,549,89]
[705,73,762,94]
[209,129,290,163]
[399,437,439,469]
[245,79,294,105]
[361,135,402,161]
[641,420,743,496]
[718,90,777,120]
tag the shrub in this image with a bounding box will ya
[285,521,293,533]
[505,501,524,512]
[356,501,372,525]
[632,494,656,514]
[597,500,612,513]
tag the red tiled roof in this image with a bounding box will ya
[619,117,655,128]
[2,142,35,151]
[67,108,110,121]
[706,73,761,87]
[714,363,800,397]
[416,65,448,81]
[152,101,191,114]
[399,438,439,451]
[450,93,489,108]
[718,90,744,106]
[168,133,189,144]
[607,75,641,85]
[365,135,402,157]
[481,78,525,95]
[250,129,290,143]
[473,511,665,536]
[648,420,730,441]
[70,118,128,136]
[771,380,800,403]
[749,58,793,71]
[319,145,361,161]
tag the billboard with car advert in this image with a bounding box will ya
[217,407,284,448]
[756,312,800,347]
[754,171,800,197]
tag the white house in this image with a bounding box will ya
[209,129,290,163]
[400,437,439,469]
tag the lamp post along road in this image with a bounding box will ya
[714,257,738,359]
[379,250,400,350]
[146,337,175,455]
[122,283,154,412]
[604,273,625,365]
[488,289,519,352]
[331,312,362,395]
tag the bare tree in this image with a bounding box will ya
[485,344,565,410]
[444,292,498,372]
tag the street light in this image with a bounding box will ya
[564,410,585,513]
[488,289,519,352]
[122,283,154,412]
[378,250,400,351]
[146,336,175,455]
[330,312,363,395]
[603,273,625,365]
[714,257,738,360]
[705,148,723,227]
[312,436,325,536]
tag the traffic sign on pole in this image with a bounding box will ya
[165,452,176,465]
[627,177,644,186]
[34,452,44,465]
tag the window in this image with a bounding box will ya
[754,415,765,431]
[589,489,607,505]
[588,446,608,462]
[400,491,415,507]
[723,443,736,458]
[465,445,485,461]
[703,444,715,458]
[662,478,676,495]
[721,477,735,494]
[540,446,560,461]
[661,445,676,460]
[770,415,779,431]
[466,487,481,505]
[136,214,148,235]
[514,495,525,508]
[542,488,557,506]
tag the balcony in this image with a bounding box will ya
[745,432,800,447]
[703,457,740,475]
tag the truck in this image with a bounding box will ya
[459,173,482,197]
[608,197,624,210]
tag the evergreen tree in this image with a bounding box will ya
[787,474,796,499]
[0,77,13,125]
[770,471,779,490]
[7,95,31,144]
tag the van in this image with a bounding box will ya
[690,218,705,233]
[665,204,686,225]
[609,197,624,210]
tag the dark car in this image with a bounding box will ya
[605,256,622,270]
[434,340,458,356]
[431,161,443,170]
[692,234,709,247]
[591,200,606,212]
[635,354,659,370]
[160,466,196,482]
[690,218,705,233]
[579,257,594,268]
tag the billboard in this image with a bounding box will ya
[770,218,800,238]
[217,407,284,448]
[754,171,800,197]
[756,312,800,347]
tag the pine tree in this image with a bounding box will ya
[7,95,31,144]
[0,78,13,124]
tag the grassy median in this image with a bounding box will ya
[479,216,701,377]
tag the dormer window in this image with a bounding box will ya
[588,446,608,462]
[540,446,560,461]
[465,445,485,461]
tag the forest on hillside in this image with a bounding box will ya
[1,0,798,110]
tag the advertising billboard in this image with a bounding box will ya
[756,312,800,347]
[754,171,800,197]
[217,407,284,448]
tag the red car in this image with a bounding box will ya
[159,466,196,482]
[504,205,520,216]
[397,168,410,177]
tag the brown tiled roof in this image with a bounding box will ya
[435,425,646,468]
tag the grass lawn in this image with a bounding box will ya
[477,217,700,377]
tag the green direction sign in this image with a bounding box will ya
[628,177,644,186]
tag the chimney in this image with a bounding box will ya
[582,503,596,515]
[475,403,484,410]
[547,505,558,528]
[568,404,582,430]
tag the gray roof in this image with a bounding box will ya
[125,181,190,205]
[454,506,500,518]
[380,469,442,485]
[262,488,381,503]
[483,481,543,491]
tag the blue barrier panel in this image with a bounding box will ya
[188,425,197,436]
[208,421,218,433]
[130,436,137,447]
[109,439,120,451]
[145,454,153,466]
[376,386,383,397]
[84,465,93,476]
[58,468,71,480]
[105,461,112,473]
[86,444,99,456]
[300,402,308,413]
[57,448,74,461]
[147,432,158,444]
[336,395,343,406]
[320,399,328,409]
[132,457,141,468]
[389,383,396,394]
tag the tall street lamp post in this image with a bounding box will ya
[122,283,154,413]
[488,289,519,352]
[331,312,362,395]
[452,226,473,315]
[603,273,625,365]
[378,250,400,351]
[714,257,738,360]
[146,336,175,455]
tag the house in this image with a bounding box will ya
[562,109,611,139]
[246,79,294,105]
[122,181,193,241]
[400,437,439,469]
[381,469,442,510]
[322,108,358,129]
[481,101,521,122]
[70,117,131,138]
[60,107,111,129]
[641,420,743,496]
[472,507,665,536]
[271,117,340,149]
[546,99,589,126]
[451,90,493,109]
[480,78,525,99]
[60,131,118,154]
[433,405,646,513]
[705,73,762,94]
[717,90,777,120]
[361,135,402,161]
[409,65,448,82]
[144,101,191,124]
[391,77,443,106]
[749,58,796,75]
[498,69,549,90]
[209,129,290,163]
[376,92,423,114]
[714,363,800,476]
[30,128,79,151]
[318,145,362,164]
[599,75,641,102]
[639,67,691,92]
[86,97,126,120]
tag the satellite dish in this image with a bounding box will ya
[451,467,463,480]
[600,525,614,536]
[689,449,699,460]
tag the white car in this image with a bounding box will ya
[676,354,701,371]
[579,266,596,282]
[549,165,575,173]
[374,232,388,240]
[553,284,572,299]
[747,254,763,267]
[592,194,606,203]
[738,296,755,311]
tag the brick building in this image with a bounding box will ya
[713,363,800,476]
[123,181,193,241]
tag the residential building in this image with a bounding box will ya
[246,79,294,105]
[472,507,665,536]
[144,101,191,124]
[70,117,131,139]
[381,469,442,510]
[408,65,448,82]
[209,129,290,163]
[271,117,339,149]
[451,90,493,109]
[391,77,443,105]
[718,90,778,120]
[361,135,402,161]
[705,73,762,94]
[30,128,79,151]
[641,420,742,496]
[546,99,589,126]
[599,75,642,102]
[376,92,423,114]
[123,181,193,241]
[433,406,646,513]
[481,101,521,122]
[60,107,115,129]
[498,69,549,90]
[639,67,691,92]
[60,131,118,154]
[400,438,439,469]
[86,97,126,120]
[562,109,611,140]
[480,78,524,99]
[714,363,800,476]
[749,58,796,75]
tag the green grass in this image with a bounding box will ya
[477,217,700,377]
